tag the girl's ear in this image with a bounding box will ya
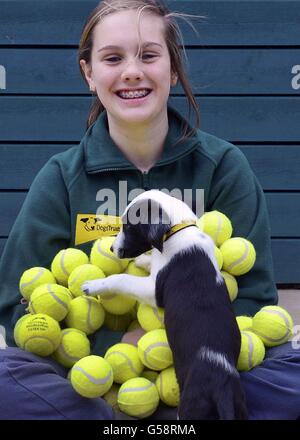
[80,60,96,92]
[171,72,178,87]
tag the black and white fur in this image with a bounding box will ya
[82,190,248,420]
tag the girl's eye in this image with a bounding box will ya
[104,53,157,63]
[105,56,121,63]
[142,53,156,60]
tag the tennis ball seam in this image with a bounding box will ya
[105,351,141,375]
[72,366,113,385]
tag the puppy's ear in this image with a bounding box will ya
[147,199,171,252]
[126,198,171,252]
[148,222,170,253]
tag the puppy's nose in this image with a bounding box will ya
[110,245,113,252]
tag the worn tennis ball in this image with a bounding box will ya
[221,271,238,302]
[65,296,105,335]
[28,283,73,321]
[51,248,89,286]
[104,311,133,331]
[52,328,90,368]
[220,237,256,276]
[156,366,180,407]
[252,306,293,347]
[90,237,129,276]
[118,377,160,418]
[236,316,253,332]
[137,303,165,332]
[19,267,56,301]
[137,329,173,371]
[70,355,113,398]
[127,320,142,331]
[15,313,61,357]
[197,210,233,246]
[68,264,105,297]
[100,293,136,315]
[125,261,149,277]
[104,343,144,384]
[141,370,159,383]
[103,383,120,412]
[237,331,265,371]
[214,246,223,270]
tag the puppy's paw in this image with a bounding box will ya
[81,279,109,296]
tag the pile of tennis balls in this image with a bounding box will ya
[13,212,294,418]
[197,210,257,302]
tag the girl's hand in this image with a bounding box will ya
[121,328,146,346]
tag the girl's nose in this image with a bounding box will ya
[121,59,144,82]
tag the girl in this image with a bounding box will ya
[0,0,299,420]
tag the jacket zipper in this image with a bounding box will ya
[88,167,150,190]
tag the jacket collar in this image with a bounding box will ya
[83,106,199,173]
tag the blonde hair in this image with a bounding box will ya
[78,0,203,142]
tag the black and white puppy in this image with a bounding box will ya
[82,190,248,420]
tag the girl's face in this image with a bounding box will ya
[81,9,177,126]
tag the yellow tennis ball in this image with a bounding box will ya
[90,237,129,276]
[14,313,32,347]
[252,306,293,347]
[141,370,159,383]
[65,296,105,335]
[104,343,144,384]
[16,313,61,357]
[127,320,142,331]
[156,366,180,407]
[221,271,238,302]
[51,248,89,286]
[236,316,253,332]
[137,303,165,332]
[236,316,252,332]
[137,329,173,371]
[100,293,136,315]
[220,237,256,276]
[68,264,105,297]
[197,210,233,246]
[28,283,72,321]
[214,246,223,270]
[125,261,149,277]
[19,267,56,301]
[52,328,90,368]
[71,355,113,398]
[237,331,265,371]
[104,311,133,331]
[118,377,160,418]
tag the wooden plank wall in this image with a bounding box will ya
[0,0,299,284]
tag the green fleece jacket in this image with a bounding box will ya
[0,106,277,355]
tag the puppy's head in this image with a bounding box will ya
[112,197,171,258]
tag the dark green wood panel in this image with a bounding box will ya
[1,48,299,95]
[0,144,73,189]
[0,97,300,142]
[240,146,300,191]
[272,240,300,284]
[1,144,300,191]
[0,1,299,46]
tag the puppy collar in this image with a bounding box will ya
[163,221,197,242]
